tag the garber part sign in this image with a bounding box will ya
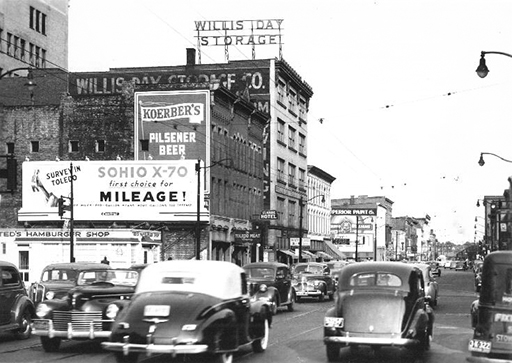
[134,90,210,162]
[18,160,207,223]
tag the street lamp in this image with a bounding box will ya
[0,67,37,103]
[298,194,325,263]
[476,51,512,78]
[478,152,512,167]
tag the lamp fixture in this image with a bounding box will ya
[476,51,512,78]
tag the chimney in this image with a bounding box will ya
[186,48,196,66]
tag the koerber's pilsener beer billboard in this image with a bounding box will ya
[18,160,207,223]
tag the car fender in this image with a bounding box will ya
[250,299,272,327]
[37,298,68,313]
[325,306,337,318]
[407,307,430,338]
[201,307,238,350]
[254,286,280,306]
[13,295,35,320]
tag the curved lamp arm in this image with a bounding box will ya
[478,152,512,166]
[476,51,512,78]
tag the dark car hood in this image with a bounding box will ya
[112,291,222,343]
[337,290,407,334]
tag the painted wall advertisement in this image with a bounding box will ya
[134,90,210,163]
[18,160,207,223]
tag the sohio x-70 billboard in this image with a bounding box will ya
[18,160,207,222]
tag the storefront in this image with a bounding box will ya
[0,228,161,283]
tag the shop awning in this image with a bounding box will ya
[324,240,347,260]
[278,249,296,258]
[302,250,316,259]
[316,251,333,260]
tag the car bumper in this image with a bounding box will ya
[324,334,418,347]
[32,318,112,339]
[102,341,209,355]
[467,356,512,363]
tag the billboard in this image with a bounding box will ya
[18,160,207,223]
[134,90,210,163]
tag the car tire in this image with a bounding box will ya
[416,328,431,352]
[211,352,233,363]
[326,343,340,362]
[287,290,295,312]
[319,292,325,302]
[114,352,138,363]
[252,318,269,353]
[14,309,32,340]
[270,294,278,315]
[40,336,61,352]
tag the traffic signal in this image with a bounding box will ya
[57,197,65,217]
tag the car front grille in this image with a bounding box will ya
[53,311,104,332]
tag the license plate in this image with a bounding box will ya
[296,291,307,296]
[32,320,49,330]
[469,339,491,353]
[144,305,170,317]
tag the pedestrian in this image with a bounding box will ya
[101,256,110,265]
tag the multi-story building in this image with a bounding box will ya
[0,0,68,76]
[331,195,393,261]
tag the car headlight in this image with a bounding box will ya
[258,284,268,293]
[105,304,120,320]
[36,303,51,318]
[45,291,55,300]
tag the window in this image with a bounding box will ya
[299,133,306,155]
[288,126,296,150]
[69,140,79,152]
[2,267,20,285]
[19,39,25,61]
[288,89,297,115]
[277,158,285,183]
[6,33,12,56]
[277,119,285,144]
[19,251,29,270]
[30,7,47,35]
[1,243,5,254]
[288,163,296,187]
[299,97,307,121]
[96,140,105,152]
[31,141,39,152]
[277,81,286,105]
[6,142,14,154]
[299,168,306,190]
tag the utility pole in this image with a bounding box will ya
[195,159,201,260]
[69,162,75,262]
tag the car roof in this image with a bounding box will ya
[136,260,245,300]
[243,262,288,269]
[484,251,512,265]
[42,262,112,271]
[338,261,419,288]
[0,260,18,269]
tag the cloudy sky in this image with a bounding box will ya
[67,0,512,244]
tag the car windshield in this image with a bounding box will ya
[76,269,138,286]
[41,269,78,282]
[349,272,402,287]
[244,267,275,279]
[295,264,323,274]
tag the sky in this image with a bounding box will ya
[67,0,512,244]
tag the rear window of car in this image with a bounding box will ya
[244,267,275,279]
[42,269,77,282]
[349,272,402,287]
[1,267,20,286]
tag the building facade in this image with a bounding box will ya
[0,0,68,76]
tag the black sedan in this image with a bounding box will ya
[102,260,272,363]
[324,262,434,361]
[32,268,139,352]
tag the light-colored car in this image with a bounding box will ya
[444,260,452,269]
[324,262,434,361]
[416,263,439,307]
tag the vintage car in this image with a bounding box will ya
[243,262,295,314]
[416,263,439,307]
[326,260,350,288]
[102,260,272,363]
[468,251,512,361]
[32,268,139,352]
[30,262,112,304]
[455,260,467,271]
[324,262,434,361]
[0,261,35,339]
[427,260,441,277]
[293,262,335,302]
[474,267,483,293]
